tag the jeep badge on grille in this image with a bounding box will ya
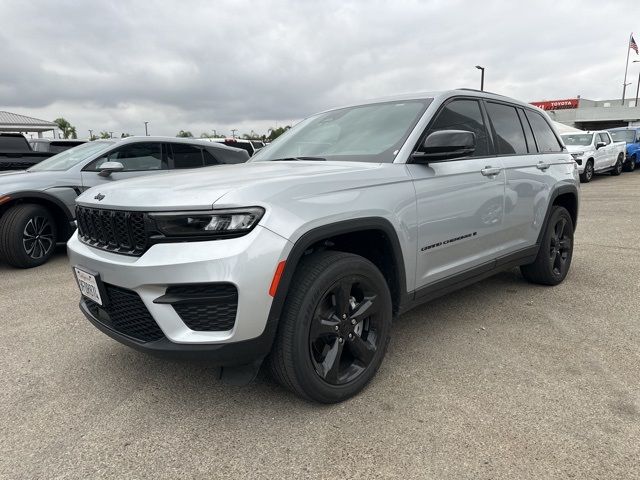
[94,193,105,201]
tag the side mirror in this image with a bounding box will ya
[98,161,125,177]
[411,130,476,163]
[595,141,606,150]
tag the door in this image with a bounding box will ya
[595,132,611,170]
[80,142,168,188]
[407,98,506,290]
[483,102,550,253]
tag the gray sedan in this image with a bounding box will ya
[0,136,249,268]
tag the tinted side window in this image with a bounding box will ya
[0,135,30,152]
[426,99,489,156]
[525,111,562,153]
[486,102,527,155]
[172,144,204,169]
[598,133,610,145]
[202,149,220,166]
[88,143,165,171]
[224,140,254,156]
[517,109,537,152]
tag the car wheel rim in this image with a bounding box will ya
[308,276,382,386]
[585,164,592,180]
[23,216,54,259]
[549,217,571,277]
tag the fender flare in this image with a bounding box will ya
[260,217,408,352]
[4,190,75,222]
[535,183,579,246]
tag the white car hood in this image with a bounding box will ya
[76,161,384,211]
[564,144,593,154]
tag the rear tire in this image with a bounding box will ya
[580,160,594,183]
[267,251,392,403]
[0,204,58,268]
[611,154,623,176]
[520,206,574,286]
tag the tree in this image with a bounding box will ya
[99,131,111,139]
[176,130,194,137]
[267,126,291,141]
[54,117,77,139]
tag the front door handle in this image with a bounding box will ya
[481,166,501,177]
[536,161,551,170]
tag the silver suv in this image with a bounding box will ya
[0,137,248,268]
[68,90,580,403]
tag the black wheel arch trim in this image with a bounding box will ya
[261,217,408,356]
[3,190,74,222]
[536,183,579,246]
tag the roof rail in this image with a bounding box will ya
[456,88,506,97]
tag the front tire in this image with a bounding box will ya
[0,204,58,268]
[520,206,574,286]
[624,155,636,172]
[268,251,392,403]
[611,154,623,176]
[580,160,594,183]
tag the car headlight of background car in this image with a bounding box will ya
[150,207,265,238]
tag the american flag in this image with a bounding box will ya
[631,35,639,54]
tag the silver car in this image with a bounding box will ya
[68,90,580,403]
[0,136,248,268]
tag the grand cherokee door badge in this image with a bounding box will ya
[421,232,477,251]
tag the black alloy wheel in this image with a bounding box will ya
[23,216,55,260]
[268,251,392,403]
[308,276,382,385]
[549,216,571,278]
[520,206,574,286]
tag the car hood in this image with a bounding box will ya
[564,145,593,154]
[0,170,68,194]
[76,161,388,211]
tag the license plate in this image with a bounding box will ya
[74,267,103,306]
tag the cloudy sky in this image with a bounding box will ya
[1,0,639,139]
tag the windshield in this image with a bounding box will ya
[251,99,431,163]
[609,130,637,143]
[28,141,115,172]
[561,134,593,146]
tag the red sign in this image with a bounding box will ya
[530,99,579,111]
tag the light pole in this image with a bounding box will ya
[212,129,217,137]
[88,129,93,140]
[633,60,640,107]
[623,82,633,106]
[475,65,485,91]
[231,129,238,139]
[144,121,149,136]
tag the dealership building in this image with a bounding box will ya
[530,97,640,131]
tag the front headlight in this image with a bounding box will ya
[150,207,265,238]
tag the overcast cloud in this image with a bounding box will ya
[1,0,639,138]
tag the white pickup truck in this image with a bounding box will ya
[560,130,626,183]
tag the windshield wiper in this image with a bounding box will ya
[270,156,326,161]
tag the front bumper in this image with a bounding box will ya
[68,225,291,364]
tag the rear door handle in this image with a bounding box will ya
[536,161,551,170]
[481,166,501,177]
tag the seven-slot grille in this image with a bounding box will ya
[76,206,147,255]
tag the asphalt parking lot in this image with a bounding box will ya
[1,172,639,479]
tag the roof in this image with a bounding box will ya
[0,111,57,132]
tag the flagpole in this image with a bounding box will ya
[622,33,632,105]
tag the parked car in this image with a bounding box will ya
[560,130,626,182]
[68,89,579,403]
[206,137,264,156]
[608,127,640,172]
[0,133,57,171]
[0,137,248,268]
[28,138,86,154]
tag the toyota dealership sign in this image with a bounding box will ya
[530,99,580,110]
